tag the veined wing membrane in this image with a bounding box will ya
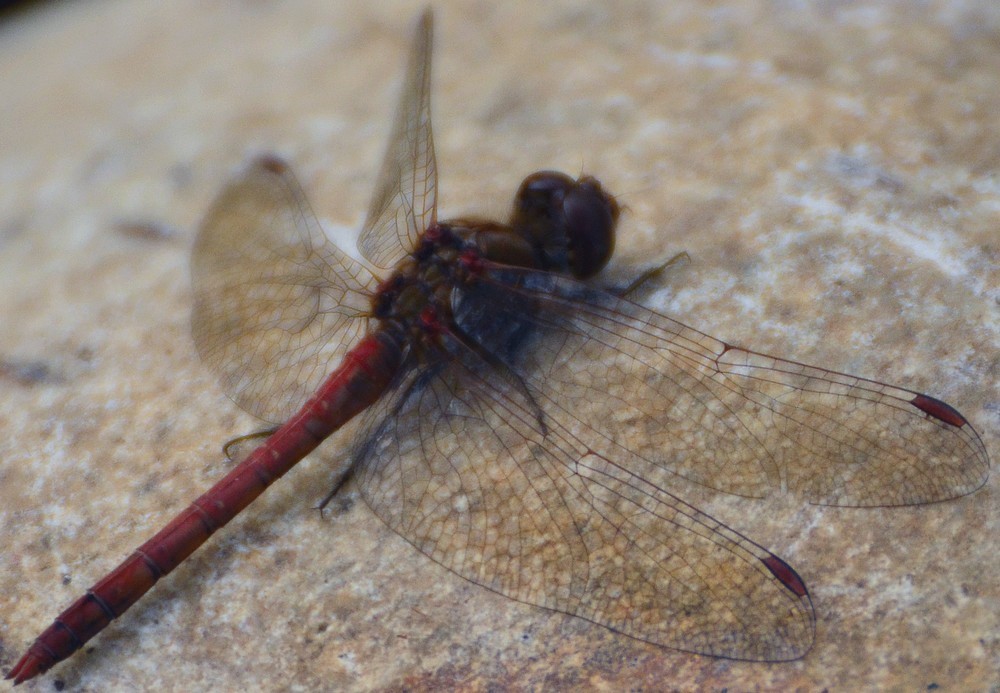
[468,266,989,507]
[357,9,437,269]
[192,156,378,424]
[355,334,815,661]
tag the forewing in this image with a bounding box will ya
[357,9,437,269]
[192,155,377,423]
[354,337,815,661]
[470,267,988,507]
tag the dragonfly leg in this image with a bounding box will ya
[317,466,356,516]
[222,427,280,462]
[619,250,691,298]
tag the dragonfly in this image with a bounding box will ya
[7,8,989,684]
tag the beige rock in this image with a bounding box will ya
[1,1,996,690]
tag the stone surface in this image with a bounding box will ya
[0,1,997,690]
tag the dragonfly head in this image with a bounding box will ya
[511,171,620,279]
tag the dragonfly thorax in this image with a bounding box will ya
[370,224,481,348]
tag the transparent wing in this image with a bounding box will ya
[357,9,437,269]
[465,266,988,507]
[192,155,377,423]
[354,337,815,662]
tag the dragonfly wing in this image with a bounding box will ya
[357,9,437,269]
[353,336,815,661]
[468,266,988,507]
[192,155,377,423]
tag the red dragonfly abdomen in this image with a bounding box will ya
[7,329,404,684]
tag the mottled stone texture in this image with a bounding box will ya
[1,1,996,691]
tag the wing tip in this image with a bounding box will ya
[418,6,433,29]
[761,554,809,598]
[910,393,969,428]
[253,153,290,175]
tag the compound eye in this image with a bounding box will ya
[513,171,576,222]
[563,177,618,279]
[511,171,620,278]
